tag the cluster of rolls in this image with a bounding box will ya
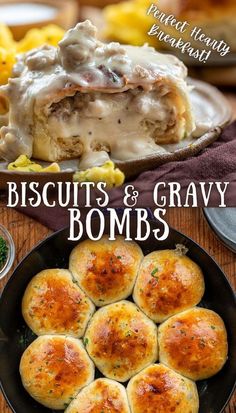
[20,236,228,412]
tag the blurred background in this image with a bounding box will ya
[0,0,236,88]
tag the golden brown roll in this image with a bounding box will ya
[84,300,158,382]
[69,236,143,306]
[158,307,228,381]
[65,378,130,413]
[19,335,95,410]
[127,363,199,413]
[133,249,205,323]
[22,269,95,337]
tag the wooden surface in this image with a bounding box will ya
[0,205,235,413]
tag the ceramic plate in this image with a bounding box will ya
[170,52,236,67]
[203,208,236,253]
[0,78,232,188]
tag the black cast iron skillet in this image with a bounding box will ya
[0,214,235,413]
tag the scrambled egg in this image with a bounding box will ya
[8,157,125,187]
[0,23,65,85]
[0,23,16,49]
[8,155,60,172]
[73,161,125,188]
[103,0,158,46]
[0,47,16,85]
[17,24,65,53]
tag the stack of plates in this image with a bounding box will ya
[203,208,236,253]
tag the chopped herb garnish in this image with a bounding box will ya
[151,267,159,278]
[0,236,8,270]
[83,337,89,347]
[211,325,216,330]
[18,335,25,346]
[72,278,78,285]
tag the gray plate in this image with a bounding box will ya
[203,208,236,253]
[168,51,236,67]
[0,78,232,188]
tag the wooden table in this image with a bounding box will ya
[0,205,235,413]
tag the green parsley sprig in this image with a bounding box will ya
[0,236,8,270]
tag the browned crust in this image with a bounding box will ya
[159,308,228,380]
[133,250,204,321]
[22,269,94,336]
[128,364,198,413]
[19,336,94,407]
[85,302,158,381]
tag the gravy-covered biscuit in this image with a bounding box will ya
[0,21,195,163]
[84,300,158,382]
[19,335,95,410]
[69,236,143,306]
[133,249,205,323]
[22,269,95,337]
[127,363,199,413]
[158,307,228,380]
[65,378,130,413]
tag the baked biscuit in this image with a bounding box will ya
[84,300,158,382]
[133,249,205,322]
[65,378,130,413]
[69,236,143,306]
[158,307,228,380]
[19,335,95,410]
[127,363,199,413]
[22,269,95,337]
